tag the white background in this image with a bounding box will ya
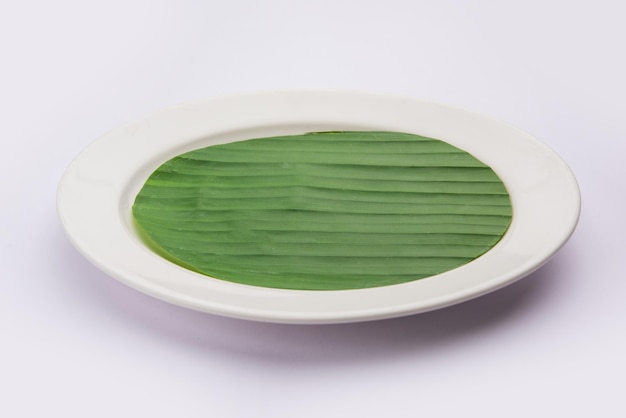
[2,1,625,416]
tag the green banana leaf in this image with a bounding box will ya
[133,131,512,290]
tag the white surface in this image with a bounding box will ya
[58,91,580,323]
[1,0,624,416]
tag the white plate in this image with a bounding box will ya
[57,91,580,324]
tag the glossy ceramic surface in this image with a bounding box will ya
[57,91,580,323]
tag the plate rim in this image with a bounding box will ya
[57,90,581,323]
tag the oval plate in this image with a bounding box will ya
[57,91,580,324]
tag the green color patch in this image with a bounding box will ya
[132,131,512,290]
